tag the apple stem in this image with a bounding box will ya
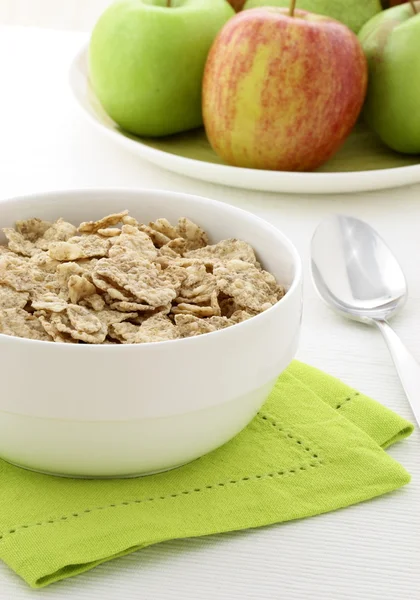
[289,0,296,16]
[409,0,417,14]
[167,0,171,6]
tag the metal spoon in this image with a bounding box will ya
[311,214,419,426]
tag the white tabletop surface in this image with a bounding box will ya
[0,25,419,600]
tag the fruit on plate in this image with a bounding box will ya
[359,1,420,153]
[89,0,234,137]
[202,4,368,172]
[228,0,247,10]
[243,0,382,33]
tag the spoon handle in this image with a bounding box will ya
[374,319,420,427]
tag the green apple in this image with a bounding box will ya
[89,0,234,137]
[242,0,382,32]
[359,1,420,153]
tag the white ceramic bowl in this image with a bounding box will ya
[0,189,302,478]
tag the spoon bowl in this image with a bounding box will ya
[311,215,407,323]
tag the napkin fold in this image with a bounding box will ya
[0,361,413,588]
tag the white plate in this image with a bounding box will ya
[69,44,420,195]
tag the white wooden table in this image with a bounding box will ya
[0,26,419,600]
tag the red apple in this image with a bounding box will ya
[202,7,368,171]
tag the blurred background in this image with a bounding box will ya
[0,1,406,30]
[0,0,114,30]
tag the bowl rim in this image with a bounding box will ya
[0,187,303,350]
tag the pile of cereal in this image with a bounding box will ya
[0,211,285,344]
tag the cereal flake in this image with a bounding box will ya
[214,260,278,312]
[110,314,179,344]
[175,314,230,337]
[186,239,257,265]
[0,308,52,341]
[0,284,29,309]
[78,211,128,234]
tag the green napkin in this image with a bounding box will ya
[0,361,413,589]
